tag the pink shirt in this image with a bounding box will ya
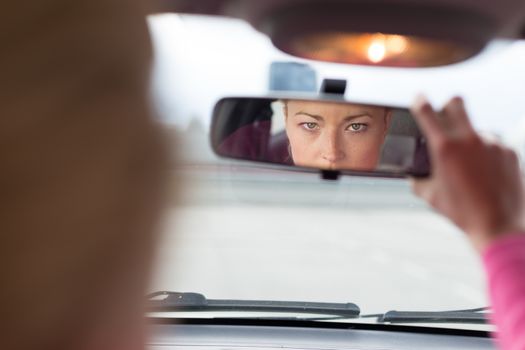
[483,234,525,350]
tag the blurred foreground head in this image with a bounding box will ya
[0,1,166,349]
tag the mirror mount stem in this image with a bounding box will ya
[320,78,347,95]
[321,170,340,181]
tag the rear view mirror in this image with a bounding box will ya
[211,97,430,178]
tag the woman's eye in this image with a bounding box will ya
[301,122,318,131]
[348,123,367,132]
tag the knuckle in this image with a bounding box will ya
[479,133,501,146]
[431,131,486,158]
[485,140,499,151]
[490,142,507,154]
[506,148,519,162]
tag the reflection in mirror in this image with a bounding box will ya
[283,100,390,170]
[211,98,429,176]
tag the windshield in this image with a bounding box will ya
[147,14,525,330]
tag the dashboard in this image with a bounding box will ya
[148,318,496,350]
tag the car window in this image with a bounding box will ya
[147,13,525,329]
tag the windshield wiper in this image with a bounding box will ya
[376,307,490,324]
[147,291,360,318]
[148,292,489,325]
[347,307,490,324]
[306,307,491,325]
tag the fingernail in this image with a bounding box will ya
[451,96,464,106]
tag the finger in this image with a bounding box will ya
[478,131,501,143]
[410,177,432,199]
[502,146,520,171]
[441,96,475,135]
[479,135,507,153]
[411,94,446,148]
[410,178,442,213]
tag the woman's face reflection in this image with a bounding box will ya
[284,100,392,170]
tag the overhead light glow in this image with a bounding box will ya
[386,35,409,54]
[367,36,386,63]
[288,32,471,67]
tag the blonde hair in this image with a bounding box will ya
[0,1,167,349]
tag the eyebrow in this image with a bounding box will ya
[294,111,373,121]
[294,112,323,121]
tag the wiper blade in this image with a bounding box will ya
[375,307,490,324]
[312,307,491,324]
[147,291,360,318]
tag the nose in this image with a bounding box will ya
[321,130,345,164]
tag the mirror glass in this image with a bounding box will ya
[211,98,429,177]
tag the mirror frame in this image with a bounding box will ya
[210,93,430,179]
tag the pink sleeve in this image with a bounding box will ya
[483,234,525,350]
